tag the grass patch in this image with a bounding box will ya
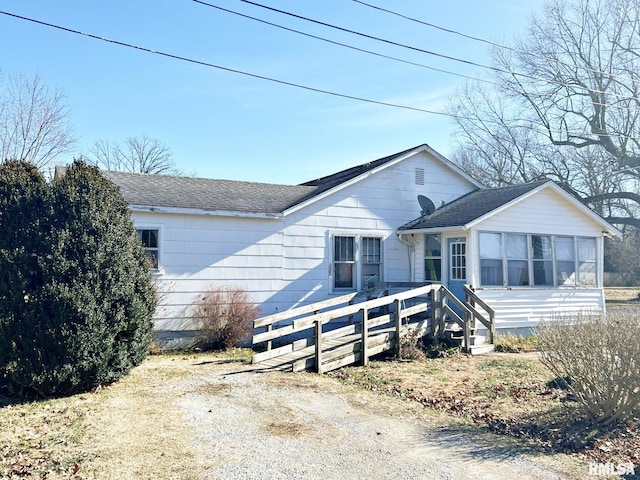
[493,333,537,353]
[0,353,242,479]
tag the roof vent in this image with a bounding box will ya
[415,168,425,185]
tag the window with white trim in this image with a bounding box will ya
[424,234,442,281]
[333,236,355,289]
[478,232,598,287]
[361,237,382,287]
[479,232,503,286]
[332,235,383,291]
[137,229,159,270]
[507,234,529,286]
[532,235,553,286]
[577,237,597,286]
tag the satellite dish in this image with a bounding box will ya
[417,195,436,215]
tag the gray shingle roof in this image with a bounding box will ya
[100,170,317,214]
[55,144,466,215]
[399,181,549,231]
[72,145,436,215]
[301,144,426,193]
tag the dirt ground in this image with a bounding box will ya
[0,353,594,480]
[175,356,588,480]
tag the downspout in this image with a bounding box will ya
[397,232,415,282]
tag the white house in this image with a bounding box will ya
[99,144,618,345]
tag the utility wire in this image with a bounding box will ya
[238,0,640,104]
[238,0,504,74]
[192,0,497,86]
[352,0,639,87]
[0,9,451,116]
[0,9,634,142]
[195,0,635,113]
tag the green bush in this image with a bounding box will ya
[0,160,156,397]
[537,309,640,428]
[194,286,259,350]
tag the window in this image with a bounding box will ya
[333,236,355,289]
[479,232,502,286]
[137,229,159,269]
[424,234,442,281]
[532,235,553,286]
[577,238,597,286]
[507,234,529,286]
[332,235,383,290]
[361,237,382,286]
[478,232,598,288]
[555,236,576,285]
[450,240,466,280]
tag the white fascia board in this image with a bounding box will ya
[283,145,482,216]
[129,204,283,219]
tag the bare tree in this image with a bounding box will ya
[88,135,183,175]
[449,0,640,229]
[0,72,75,168]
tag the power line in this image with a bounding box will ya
[238,0,640,104]
[195,0,635,113]
[238,0,504,74]
[0,9,450,116]
[0,8,635,143]
[192,0,497,86]
[352,0,640,93]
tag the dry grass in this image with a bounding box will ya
[0,352,244,480]
[328,350,640,468]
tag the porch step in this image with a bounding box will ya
[468,343,495,355]
[443,328,494,355]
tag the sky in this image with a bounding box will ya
[0,0,545,185]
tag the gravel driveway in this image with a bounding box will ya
[173,360,574,480]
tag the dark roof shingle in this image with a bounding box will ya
[301,145,427,193]
[399,181,548,231]
[101,170,317,214]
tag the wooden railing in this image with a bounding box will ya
[252,284,435,373]
[251,283,495,372]
[432,285,496,349]
[464,285,496,344]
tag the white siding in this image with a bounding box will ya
[477,188,603,236]
[474,288,605,331]
[133,211,285,334]
[132,149,477,339]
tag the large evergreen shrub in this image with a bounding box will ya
[0,160,156,397]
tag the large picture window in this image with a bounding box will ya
[478,232,598,288]
[332,235,383,291]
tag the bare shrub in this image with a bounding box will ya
[398,328,427,361]
[537,309,640,428]
[194,286,259,350]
